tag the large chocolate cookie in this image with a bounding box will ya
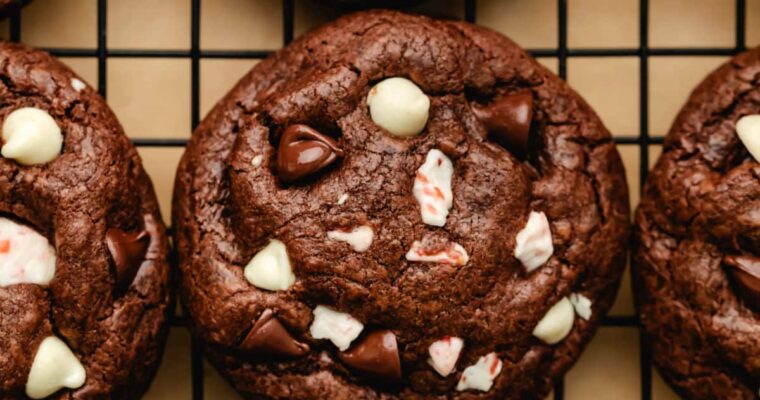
[0,42,172,399]
[174,10,629,399]
[633,49,760,399]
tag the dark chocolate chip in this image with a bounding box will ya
[277,124,344,183]
[241,309,310,358]
[723,255,760,311]
[471,90,533,155]
[338,330,401,382]
[106,227,150,291]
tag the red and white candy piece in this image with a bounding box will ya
[514,211,553,272]
[25,336,86,399]
[309,305,364,351]
[327,225,374,252]
[456,352,503,392]
[413,149,454,227]
[0,217,56,287]
[427,336,464,377]
[405,240,469,266]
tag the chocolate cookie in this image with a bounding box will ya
[0,42,172,399]
[174,10,630,399]
[633,48,760,399]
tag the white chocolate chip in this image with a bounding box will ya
[569,292,592,321]
[327,225,373,252]
[367,77,429,137]
[456,352,502,392]
[337,193,349,205]
[309,305,364,351]
[427,336,464,377]
[251,154,263,167]
[70,78,86,92]
[1,107,63,166]
[413,149,454,227]
[25,336,86,399]
[243,239,295,291]
[532,297,575,345]
[0,217,56,287]
[736,114,760,162]
[405,240,469,266]
[514,211,553,272]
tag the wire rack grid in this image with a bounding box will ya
[4,0,750,399]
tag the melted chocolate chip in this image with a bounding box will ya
[277,124,344,183]
[471,90,533,155]
[106,227,150,291]
[723,255,760,311]
[338,330,401,382]
[241,309,309,358]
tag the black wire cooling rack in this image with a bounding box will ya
[5,1,750,399]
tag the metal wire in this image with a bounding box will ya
[5,0,749,398]
[554,1,568,396]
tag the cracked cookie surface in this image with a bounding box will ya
[174,10,629,399]
[0,42,172,399]
[633,48,760,399]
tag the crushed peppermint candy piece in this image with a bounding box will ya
[569,292,592,320]
[327,225,374,252]
[309,305,364,351]
[337,193,349,205]
[456,352,503,392]
[413,149,454,227]
[405,240,469,266]
[427,336,464,377]
[514,211,553,272]
[0,217,56,287]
